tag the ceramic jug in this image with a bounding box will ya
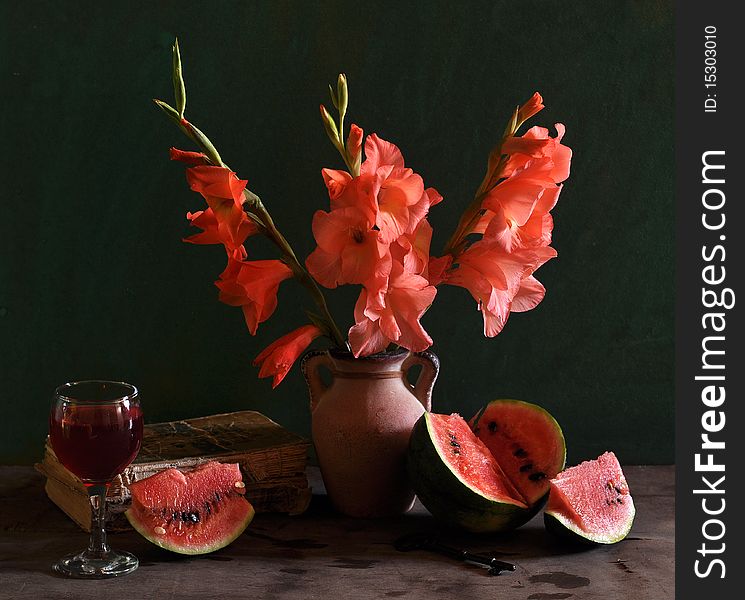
[301,348,439,517]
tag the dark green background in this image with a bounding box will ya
[1,1,673,465]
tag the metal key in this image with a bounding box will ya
[394,532,516,575]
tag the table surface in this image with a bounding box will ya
[0,465,674,600]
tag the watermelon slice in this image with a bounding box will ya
[544,451,635,544]
[472,399,566,506]
[407,412,535,532]
[125,462,255,555]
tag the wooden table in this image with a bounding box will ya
[0,465,673,599]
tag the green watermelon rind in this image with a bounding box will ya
[544,503,635,545]
[407,412,536,533]
[473,399,567,503]
[125,500,255,555]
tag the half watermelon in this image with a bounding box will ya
[408,400,566,533]
[125,461,255,555]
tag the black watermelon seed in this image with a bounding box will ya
[528,472,547,482]
[519,463,534,473]
[172,512,180,521]
[204,502,212,515]
[488,421,498,433]
[606,499,612,505]
[190,512,200,523]
[181,512,190,521]
[617,497,624,504]
[215,492,221,502]
[513,448,528,458]
[614,486,623,494]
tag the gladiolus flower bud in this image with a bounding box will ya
[517,92,545,128]
[320,104,340,144]
[337,73,348,119]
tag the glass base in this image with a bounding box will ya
[52,548,138,579]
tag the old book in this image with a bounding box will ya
[36,410,312,531]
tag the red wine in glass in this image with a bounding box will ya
[49,380,143,578]
[50,402,143,484]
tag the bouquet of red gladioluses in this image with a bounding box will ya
[155,41,572,387]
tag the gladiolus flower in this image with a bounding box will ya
[183,165,258,256]
[186,165,247,209]
[501,124,572,184]
[392,219,433,278]
[477,124,570,252]
[184,208,256,260]
[479,184,561,252]
[444,242,556,337]
[305,206,391,288]
[215,259,294,335]
[360,134,428,243]
[348,262,436,357]
[321,170,379,226]
[253,324,322,387]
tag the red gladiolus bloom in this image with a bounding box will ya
[253,324,322,388]
[215,259,294,335]
[348,262,436,357]
[501,124,572,184]
[478,184,561,252]
[477,124,570,252]
[183,165,258,256]
[321,170,379,226]
[392,218,433,278]
[445,242,556,337]
[184,208,255,260]
[306,206,391,288]
[360,134,428,243]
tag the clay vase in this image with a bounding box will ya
[301,348,439,517]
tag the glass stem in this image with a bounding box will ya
[87,484,110,558]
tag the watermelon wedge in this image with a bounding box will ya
[125,462,255,555]
[472,399,566,506]
[544,451,635,544]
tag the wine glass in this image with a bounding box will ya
[49,380,143,578]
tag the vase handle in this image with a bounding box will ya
[301,350,333,413]
[403,350,440,412]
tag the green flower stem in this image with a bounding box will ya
[159,42,347,348]
[441,107,519,257]
[241,189,348,349]
[155,99,347,349]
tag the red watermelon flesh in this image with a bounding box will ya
[429,413,527,508]
[125,462,255,555]
[545,452,635,544]
[472,400,566,506]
